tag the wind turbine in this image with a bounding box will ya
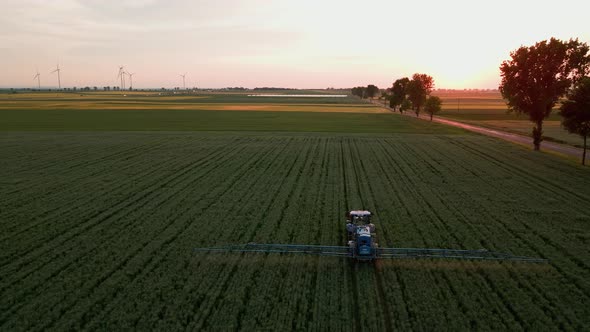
[51,64,61,89]
[180,73,186,90]
[33,68,41,89]
[117,66,126,90]
[127,72,135,90]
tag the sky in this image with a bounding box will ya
[1,0,589,89]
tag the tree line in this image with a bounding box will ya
[351,74,442,121]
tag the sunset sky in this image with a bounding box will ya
[1,0,589,89]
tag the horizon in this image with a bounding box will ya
[0,86,502,91]
[1,0,589,90]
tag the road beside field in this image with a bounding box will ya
[371,100,586,160]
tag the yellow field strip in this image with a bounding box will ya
[0,102,387,113]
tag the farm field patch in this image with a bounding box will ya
[0,109,461,133]
[0,91,366,108]
[0,100,382,114]
[1,132,589,330]
[0,103,383,113]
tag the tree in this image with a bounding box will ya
[400,99,412,114]
[390,77,410,112]
[351,86,366,98]
[560,77,590,165]
[407,73,434,117]
[424,96,442,121]
[380,90,390,106]
[499,38,590,151]
[366,84,379,99]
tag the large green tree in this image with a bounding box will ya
[499,38,590,151]
[407,73,434,117]
[560,77,590,165]
[389,77,410,113]
[424,96,442,121]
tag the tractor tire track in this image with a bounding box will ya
[339,138,362,332]
[349,138,393,332]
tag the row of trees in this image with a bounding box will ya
[351,75,443,121]
[499,37,590,164]
[351,85,380,99]
[385,74,442,121]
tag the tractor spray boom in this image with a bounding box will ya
[194,210,547,263]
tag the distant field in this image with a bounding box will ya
[0,91,367,107]
[434,90,561,120]
[434,90,509,112]
[0,109,461,132]
[0,91,454,133]
[0,101,383,113]
[431,90,583,147]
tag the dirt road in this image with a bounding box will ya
[371,100,585,160]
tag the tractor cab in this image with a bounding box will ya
[346,210,372,224]
[346,210,375,233]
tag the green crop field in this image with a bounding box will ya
[1,92,589,330]
[0,109,456,133]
